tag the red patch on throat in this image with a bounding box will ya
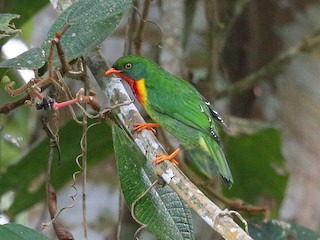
[116,73,146,106]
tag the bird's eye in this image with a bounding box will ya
[125,63,132,69]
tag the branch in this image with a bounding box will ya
[85,48,252,240]
[133,0,151,55]
[216,31,320,98]
[0,95,31,114]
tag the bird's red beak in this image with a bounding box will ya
[105,68,122,75]
[105,67,134,88]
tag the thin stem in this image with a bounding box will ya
[134,0,151,55]
[82,105,88,240]
[116,192,123,240]
[0,95,31,114]
[124,0,138,55]
[131,180,157,239]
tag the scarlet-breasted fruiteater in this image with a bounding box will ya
[106,55,233,188]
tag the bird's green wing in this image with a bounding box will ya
[146,73,219,141]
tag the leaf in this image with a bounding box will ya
[0,223,48,240]
[4,1,48,27]
[224,128,288,212]
[0,119,113,217]
[41,0,131,64]
[248,219,320,240]
[0,47,46,70]
[0,14,21,39]
[112,125,194,240]
[0,0,131,71]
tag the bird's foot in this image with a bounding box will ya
[133,123,160,134]
[153,148,181,166]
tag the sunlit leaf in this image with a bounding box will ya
[41,0,131,64]
[113,125,194,240]
[0,47,46,70]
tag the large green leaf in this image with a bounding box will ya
[248,219,320,240]
[112,125,194,240]
[224,128,288,211]
[41,0,131,64]
[0,119,113,217]
[0,0,130,70]
[0,47,46,69]
[0,223,48,240]
[0,14,21,40]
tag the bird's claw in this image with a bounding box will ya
[153,148,181,166]
[133,123,160,134]
[153,154,179,166]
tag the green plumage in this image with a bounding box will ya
[109,55,234,188]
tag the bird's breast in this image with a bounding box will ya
[133,78,147,107]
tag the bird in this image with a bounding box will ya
[105,55,233,188]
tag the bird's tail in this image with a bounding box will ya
[186,149,219,179]
[205,135,234,188]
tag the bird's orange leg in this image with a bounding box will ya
[154,148,181,166]
[133,123,161,134]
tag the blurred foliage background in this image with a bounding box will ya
[1,0,320,239]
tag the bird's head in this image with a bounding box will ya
[105,56,148,83]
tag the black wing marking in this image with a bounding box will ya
[201,95,231,133]
[199,104,221,144]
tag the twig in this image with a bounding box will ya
[216,32,320,98]
[124,1,138,55]
[53,25,72,74]
[131,180,157,239]
[0,95,31,114]
[41,120,74,240]
[117,191,123,240]
[133,0,151,55]
[81,105,88,240]
[131,3,163,50]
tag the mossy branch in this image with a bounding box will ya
[84,48,252,240]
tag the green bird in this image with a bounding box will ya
[105,55,233,188]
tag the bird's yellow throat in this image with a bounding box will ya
[134,78,147,107]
